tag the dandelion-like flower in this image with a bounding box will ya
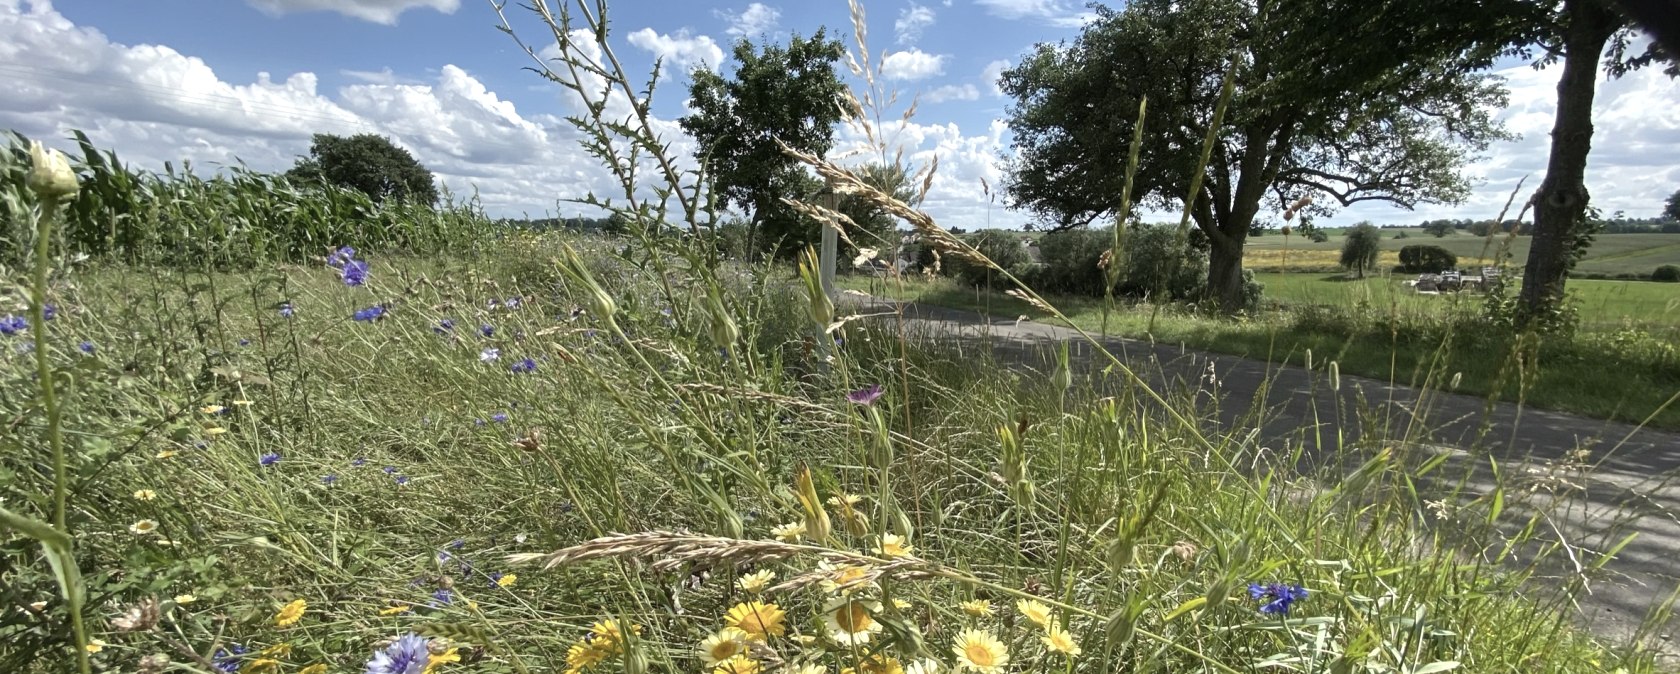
[711,655,762,674]
[1015,599,1052,628]
[130,519,159,535]
[960,600,993,617]
[823,597,884,646]
[174,594,197,605]
[876,533,913,558]
[299,665,327,674]
[479,347,500,362]
[842,654,904,674]
[259,452,282,467]
[353,306,386,322]
[424,647,460,674]
[134,489,157,501]
[847,384,884,406]
[510,357,537,374]
[202,405,226,415]
[86,639,107,653]
[951,629,1008,673]
[1249,582,1308,615]
[365,633,431,674]
[724,601,787,641]
[737,569,775,594]
[274,599,306,627]
[380,604,412,615]
[1041,622,1080,657]
[817,561,875,596]
[155,450,178,459]
[496,573,517,588]
[771,522,805,542]
[697,627,753,665]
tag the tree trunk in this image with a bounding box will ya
[1207,228,1249,312]
[1519,0,1621,318]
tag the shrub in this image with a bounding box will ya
[1397,245,1458,273]
[1654,265,1680,282]
[1115,224,1207,300]
[1028,228,1109,295]
[1340,222,1382,277]
[952,229,1028,287]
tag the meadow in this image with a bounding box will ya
[1240,229,1680,277]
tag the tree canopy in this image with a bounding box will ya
[680,29,846,259]
[1000,0,1522,309]
[1340,222,1383,278]
[286,133,437,205]
[1666,188,1680,221]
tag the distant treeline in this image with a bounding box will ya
[494,214,626,234]
[1405,217,1680,235]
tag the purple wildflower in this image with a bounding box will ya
[213,644,248,672]
[364,633,429,674]
[434,319,455,334]
[352,457,368,467]
[846,384,884,406]
[510,358,536,374]
[78,341,95,354]
[42,304,57,321]
[352,306,385,322]
[487,571,505,588]
[259,452,281,467]
[238,338,251,346]
[504,296,521,309]
[342,259,370,287]
[1249,582,1308,615]
[479,324,494,338]
[450,538,466,549]
[321,474,339,485]
[0,315,28,336]
[382,466,398,474]
[326,246,357,268]
[395,475,410,485]
[491,413,509,423]
[279,302,294,318]
[430,588,453,606]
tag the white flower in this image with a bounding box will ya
[480,347,500,362]
[27,140,79,199]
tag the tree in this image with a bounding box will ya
[681,30,846,259]
[1423,220,1458,237]
[1517,0,1675,318]
[999,0,1518,310]
[1665,188,1680,221]
[286,133,437,205]
[836,162,919,258]
[1341,222,1382,278]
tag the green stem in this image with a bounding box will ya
[31,197,91,674]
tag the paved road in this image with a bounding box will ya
[852,296,1680,658]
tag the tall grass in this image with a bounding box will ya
[0,1,1673,673]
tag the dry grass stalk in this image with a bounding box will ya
[1004,289,1055,314]
[509,531,936,580]
[764,557,931,595]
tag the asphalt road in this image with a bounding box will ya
[852,296,1680,659]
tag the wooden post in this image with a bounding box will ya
[819,178,839,301]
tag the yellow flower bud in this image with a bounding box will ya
[794,466,832,543]
[27,140,79,200]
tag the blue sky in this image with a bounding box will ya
[3,0,1677,231]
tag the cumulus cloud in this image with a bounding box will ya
[714,3,780,37]
[243,0,459,25]
[627,28,725,77]
[340,67,422,85]
[895,3,936,44]
[981,59,1011,97]
[881,49,947,81]
[836,118,1024,229]
[921,84,979,104]
[974,0,1093,28]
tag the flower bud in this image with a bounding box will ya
[558,246,616,318]
[27,140,79,200]
[794,466,832,543]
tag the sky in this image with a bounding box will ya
[1,0,1676,231]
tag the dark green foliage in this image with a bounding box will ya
[952,230,1028,288]
[680,30,847,259]
[1398,245,1458,273]
[1341,222,1382,278]
[1026,228,1109,295]
[1665,188,1680,222]
[286,133,438,205]
[1115,224,1209,301]
[836,162,918,258]
[1654,265,1680,282]
[1423,220,1458,237]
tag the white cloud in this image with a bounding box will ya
[974,0,1093,28]
[714,3,780,37]
[836,118,1024,229]
[627,28,724,76]
[921,84,979,104]
[881,49,947,81]
[340,67,422,85]
[895,3,936,44]
[243,0,458,25]
[981,59,1011,96]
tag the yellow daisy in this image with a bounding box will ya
[891,598,911,611]
[247,658,281,674]
[380,604,412,616]
[565,641,608,673]
[496,573,518,588]
[817,561,875,595]
[697,627,753,665]
[133,489,157,501]
[424,647,461,674]
[201,405,226,415]
[274,599,307,627]
[1041,622,1081,657]
[951,629,1009,673]
[260,643,293,658]
[86,639,107,654]
[841,654,905,674]
[724,601,787,641]
[823,597,884,646]
[791,664,827,674]
[875,533,913,558]
[1015,599,1052,628]
[174,594,197,605]
[586,619,640,653]
[737,570,776,594]
[155,450,178,459]
[300,665,328,674]
[771,522,806,542]
[711,655,762,674]
[960,600,993,617]
[203,426,228,436]
[129,519,159,535]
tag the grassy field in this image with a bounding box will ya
[2,232,1673,673]
[1238,230,1680,275]
[838,273,1680,428]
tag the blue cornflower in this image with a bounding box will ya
[258,452,281,467]
[505,296,521,309]
[430,588,453,606]
[381,465,398,474]
[213,644,247,672]
[487,571,505,588]
[352,306,385,322]
[473,418,485,426]
[321,474,339,485]
[78,341,94,354]
[364,633,430,674]
[479,347,500,362]
[352,457,368,467]
[42,304,57,321]
[1249,582,1308,615]
[395,475,410,485]
[491,413,509,423]
[479,324,494,338]
[0,315,28,336]
[434,319,455,334]
[510,358,536,374]
[450,538,466,549]
[326,245,357,268]
[238,338,251,346]
[342,259,370,287]
[279,302,294,318]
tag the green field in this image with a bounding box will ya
[1241,230,1680,276]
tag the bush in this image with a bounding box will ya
[1115,224,1207,300]
[1397,245,1458,273]
[1654,265,1680,282]
[1027,228,1110,295]
[1340,222,1382,277]
[952,229,1028,287]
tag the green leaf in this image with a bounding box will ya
[1414,662,1460,673]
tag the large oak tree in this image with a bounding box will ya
[1000,0,1523,310]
